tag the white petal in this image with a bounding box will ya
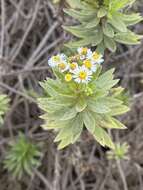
[77,47,82,54]
[75,78,81,83]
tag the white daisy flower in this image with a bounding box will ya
[83,59,97,73]
[58,61,69,72]
[77,47,92,60]
[48,54,67,68]
[73,66,92,84]
[88,51,104,64]
[69,62,78,72]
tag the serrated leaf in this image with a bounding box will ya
[92,125,115,149]
[39,80,59,97]
[95,68,119,90]
[55,115,83,149]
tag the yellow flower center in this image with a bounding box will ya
[93,52,100,60]
[79,71,87,80]
[58,63,66,70]
[83,60,92,69]
[81,48,88,55]
[65,73,72,82]
[69,55,80,62]
[53,55,60,62]
[70,62,77,70]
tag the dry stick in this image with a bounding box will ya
[0,0,23,38]
[134,163,143,190]
[24,21,59,70]
[0,0,5,57]
[98,164,111,190]
[11,0,40,61]
[53,153,61,190]
[109,130,128,190]
[33,37,63,64]
[0,82,35,102]
[116,160,128,190]
[0,66,50,76]
[9,0,32,19]
[34,169,53,190]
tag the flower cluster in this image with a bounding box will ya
[48,47,104,84]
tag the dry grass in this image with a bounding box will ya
[0,0,143,190]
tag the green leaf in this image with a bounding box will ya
[108,105,130,116]
[55,115,83,149]
[64,8,95,22]
[110,0,136,11]
[111,118,127,129]
[0,94,9,125]
[91,97,123,107]
[60,107,77,120]
[38,98,62,113]
[121,13,143,26]
[76,98,87,112]
[88,99,111,114]
[92,125,115,149]
[97,7,107,18]
[82,110,95,133]
[39,79,59,97]
[95,68,119,90]
[63,25,96,38]
[92,26,103,46]
[115,32,142,45]
[104,35,116,52]
[103,23,114,38]
[108,12,127,32]
[97,115,127,129]
[66,0,83,8]
[85,17,100,28]
[96,41,106,54]
[65,38,91,49]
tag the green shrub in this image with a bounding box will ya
[4,133,42,180]
[38,47,129,149]
[64,0,142,52]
